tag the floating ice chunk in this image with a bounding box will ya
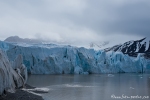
[23,88,50,93]
[31,88,50,92]
[65,84,82,88]
[130,87,134,89]
[64,84,97,88]
[22,87,49,96]
[108,74,114,77]
[22,88,41,96]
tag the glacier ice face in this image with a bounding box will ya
[12,54,28,83]
[95,51,149,73]
[0,41,150,74]
[0,49,27,95]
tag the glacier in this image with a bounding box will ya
[0,49,27,95]
[0,41,150,75]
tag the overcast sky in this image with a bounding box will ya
[0,0,150,47]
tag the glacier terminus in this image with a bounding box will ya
[0,40,150,75]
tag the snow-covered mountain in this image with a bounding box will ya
[105,38,150,58]
[5,36,112,50]
[4,36,75,47]
[0,40,150,74]
[4,36,43,44]
[89,41,110,50]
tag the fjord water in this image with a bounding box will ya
[27,74,150,100]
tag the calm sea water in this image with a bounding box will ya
[27,74,150,100]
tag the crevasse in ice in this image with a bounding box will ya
[0,41,150,74]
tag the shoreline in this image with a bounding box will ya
[0,84,44,100]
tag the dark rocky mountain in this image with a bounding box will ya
[105,38,150,59]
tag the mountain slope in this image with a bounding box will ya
[105,38,150,58]
[89,41,109,50]
[4,36,42,44]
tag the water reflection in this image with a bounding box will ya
[27,74,150,100]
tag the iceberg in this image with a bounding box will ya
[0,41,150,74]
[0,49,27,95]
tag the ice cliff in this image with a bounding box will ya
[0,41,150,75]
[0,49,27,95]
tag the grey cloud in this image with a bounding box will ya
[67,0,150,36]
[0,0,150,47]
